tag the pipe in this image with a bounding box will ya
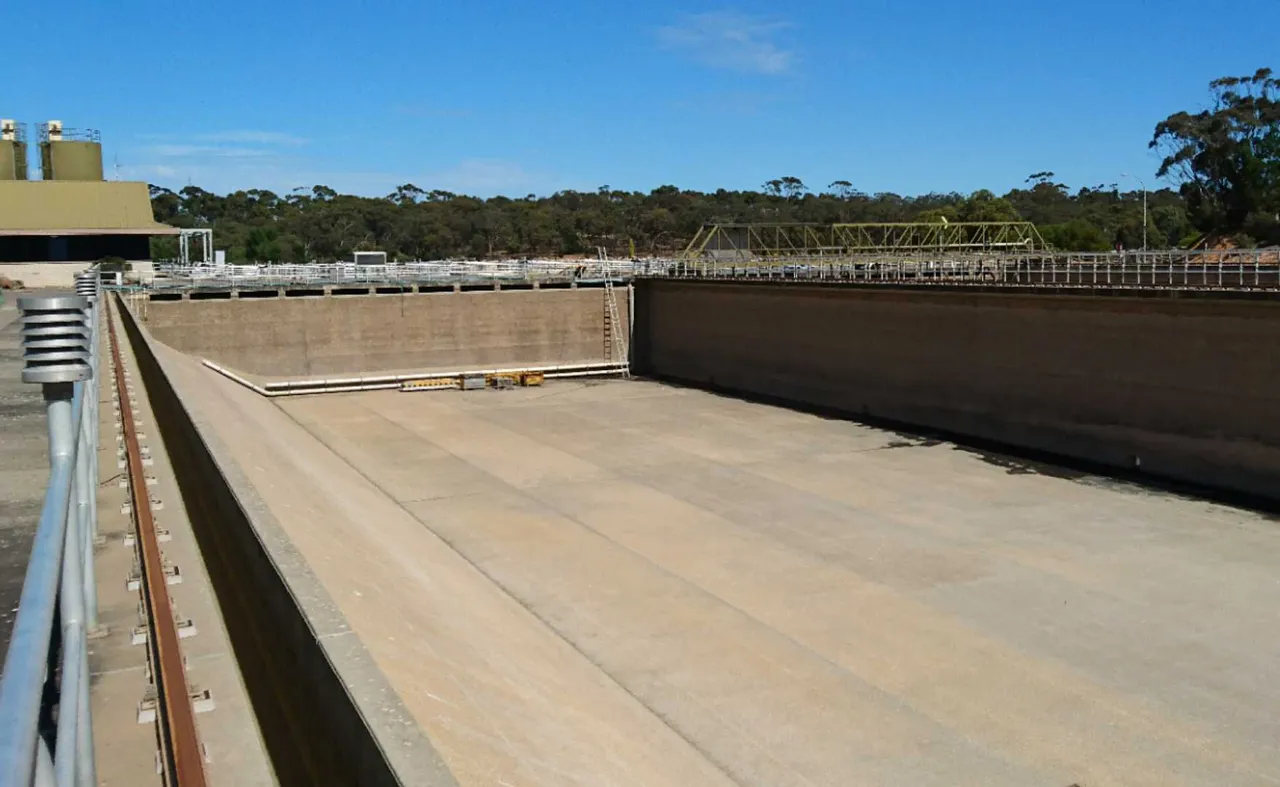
[52,634,82,787]
[200,361,270,395]
[202,359,629,397]
[34,738,54,787]
[261,360,631,390]
[0,387,79,787]
[75,400,96,629]
[74,661,95,787]
[544,368,631,379]
[55,389,88,787]
[275,383,401,396]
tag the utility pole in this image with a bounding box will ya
[1122,173,1148,251]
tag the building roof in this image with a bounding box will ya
[0,180,179,236]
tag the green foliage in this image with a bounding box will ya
[1151,67,1280,244]
[958,190,1020,222]
[151,180,1196,261]
[1039,221,1111,252]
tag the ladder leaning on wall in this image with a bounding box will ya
[600,251,630,379]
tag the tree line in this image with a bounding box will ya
[149,68,1278,263]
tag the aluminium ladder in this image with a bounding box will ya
[603,275,630,379]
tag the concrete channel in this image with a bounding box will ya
[90,283,1280,786]
[118,297,456,786]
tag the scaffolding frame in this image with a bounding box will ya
[178,229,213,266]
[681,222,1048,260]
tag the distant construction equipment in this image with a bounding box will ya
[681,221,1049,260]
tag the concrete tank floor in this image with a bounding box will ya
[160,348,1280,787]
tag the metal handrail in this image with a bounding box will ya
[134,250,1280,293]
[143,259,650,290]
[654,248,1280,291]
[0,276,101,787]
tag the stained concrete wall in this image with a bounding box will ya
[634,280,1280,504]
[119,298,457,786]
[140,287,629,378]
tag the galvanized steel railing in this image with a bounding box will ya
[656,248,1280,290]
[146,258,651,290]
[137,250,1280,293]
[0,274,102,787]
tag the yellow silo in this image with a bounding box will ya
[39,121,104,181]
[0,119,28,180]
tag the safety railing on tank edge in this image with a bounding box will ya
[656,248,1280,290]
[0,273,103,787]
[124,249,1280,293]
[142,258,658,290]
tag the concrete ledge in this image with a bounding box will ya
[117,297,458,787]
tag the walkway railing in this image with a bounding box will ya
[134,249,1280,294]
[145,258,650,290]
[659,248,1280,290]
[0,274,102,787]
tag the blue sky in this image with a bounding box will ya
[7,0,1278,197]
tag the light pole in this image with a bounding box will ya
[1122,172,1148,251]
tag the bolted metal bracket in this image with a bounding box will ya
[137,688,215,724]
[124,527,171,546]
[131,618,198,646]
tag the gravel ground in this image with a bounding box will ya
[0,295,55,654]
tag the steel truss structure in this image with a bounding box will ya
[681,222,1049,260]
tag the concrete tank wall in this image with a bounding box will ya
[141,287,630,377]
[119,299,457,786]
[633,280,1280,503]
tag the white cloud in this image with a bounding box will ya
[133,130,308,168]
[657,11,795,75]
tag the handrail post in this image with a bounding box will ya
[33,739,54,787]
[74,274,100,630]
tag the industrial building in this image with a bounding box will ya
[0,119,177,286]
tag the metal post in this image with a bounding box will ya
[74,661,94,787]
[75,401,96,629]
[34,738,55,787]
[73,275,99,628]
[53,502,85,786]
